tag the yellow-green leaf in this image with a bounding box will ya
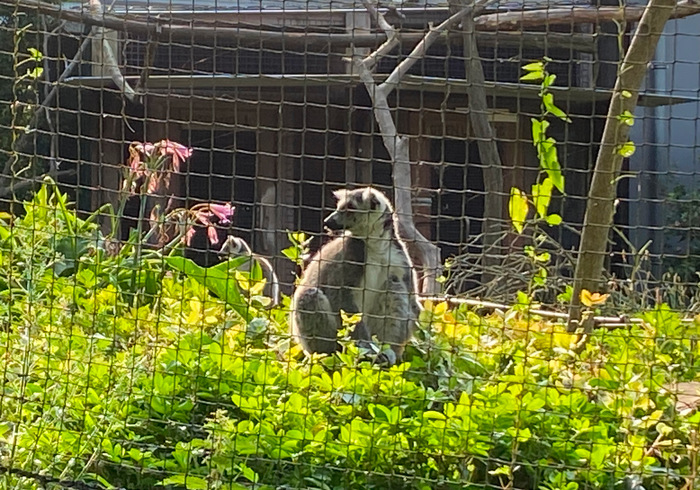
[520,71,544,82]
[28,47,43,61]
[618,110,635,126]
[546,213,563,226]
[538,138,565,193]
[522,61,545,72]
[509,187,529,234]
[161,475,208,490]
[531,119,549,145]
[543,93,571,122]
[532,178,553,219]
[618,141,636,158]
[340,309,363,326]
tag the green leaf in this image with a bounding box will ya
[542,93,571,122]
[618,110,635,126]
[531,119,549,145]
[520,71,544,82]
[546,213,563,226]
[509,187,529,234]
[28,47,43,61]
[538,138,565,193]
[422,411,447,420]
[521,61,545,73]
[534,251,551,263]
[281,246,300,262]
[370,404,393,423]
[542,73,557,88]
[531,178,553,219]
[161,475,208,490]
[238,463,259,483]
[26,66,43,79]
[165,256,252,321]
[488,465,511,476]
[618,141,636,158]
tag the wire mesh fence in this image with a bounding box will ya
[0,0,700,488]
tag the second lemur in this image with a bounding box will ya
[290,187,420,365]
[218,235,281,308]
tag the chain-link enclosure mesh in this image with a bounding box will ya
[0,0,699,488]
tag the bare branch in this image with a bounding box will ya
[379,2,491,95]
[0,170,77,197]
[354,1,446,293]
[420,295,658,328]
[356,0,400,71]
[360,0,394,40]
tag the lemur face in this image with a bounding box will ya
[218,235,252,258]
[325,187,393,236]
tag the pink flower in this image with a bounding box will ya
[147,177,160,195]
[184,226,196,246]
[137,142,155,156]
[125,140,193,196]
[156,140,193,172]
[128,143,145,177]
[207,203,235,225]
[182,202,235,246]
[207,225,220,245]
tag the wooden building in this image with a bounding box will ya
[45,0,688,292]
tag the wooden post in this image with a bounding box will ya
[91,112,123,237]
[276,98,300,294]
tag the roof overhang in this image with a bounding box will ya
[62,74,696,108]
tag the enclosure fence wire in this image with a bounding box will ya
[0,0,699,488]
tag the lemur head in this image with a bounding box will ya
[218,235,253,258]
[324,187,395,238]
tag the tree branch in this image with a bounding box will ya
[0,169,77,197]
[355,59,442,292]
[378,4,488,95]
[359,0,399,70]
[353,0,503,294]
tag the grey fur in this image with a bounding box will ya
[290,187,421,364]
[218,236,281,308]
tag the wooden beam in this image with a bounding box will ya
[4,0,698,48]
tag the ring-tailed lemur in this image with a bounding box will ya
[218,236,281,309]
[290,187,421,365]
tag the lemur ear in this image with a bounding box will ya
[368,191,381,210]
[333,189,348,201]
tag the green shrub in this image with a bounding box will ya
[0,182,698,490]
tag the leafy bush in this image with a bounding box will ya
[0,182,699,490]
[664,185,700,284]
